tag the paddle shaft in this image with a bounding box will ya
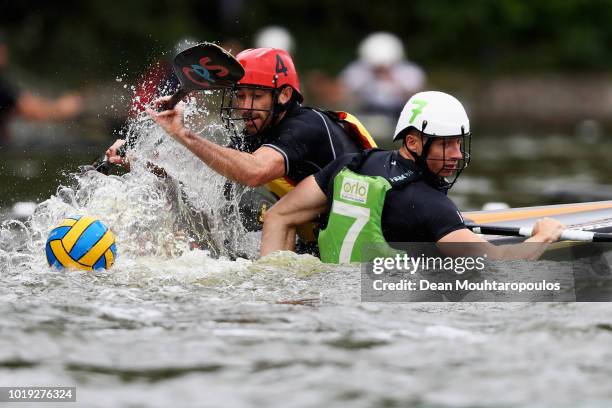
[466,223,612,242]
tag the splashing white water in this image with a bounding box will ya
[0,95,265,279]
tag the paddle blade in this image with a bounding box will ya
[173,42,244,91]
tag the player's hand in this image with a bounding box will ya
[146,97,187,142]
[531,218,564,243]
[105,139,129,168]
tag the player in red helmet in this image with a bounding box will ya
[106,46,376,250]
[219,48,303,138]
[109,46,375,191]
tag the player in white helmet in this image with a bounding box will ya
[260,91,564,262]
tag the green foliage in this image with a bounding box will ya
[3,0,612,85]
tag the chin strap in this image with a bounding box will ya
[269,86,294,126]
[402,121,453,192]
[403,121,435,174]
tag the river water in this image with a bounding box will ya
[1,105,612,407]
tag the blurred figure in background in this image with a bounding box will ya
[254,25,295,53]
[130,38,199,118]
[0,31,83,146]
[340,32,426,117]
[306,32,426,139]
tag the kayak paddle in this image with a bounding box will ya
[466,222,612,242]
[92,42,245,174]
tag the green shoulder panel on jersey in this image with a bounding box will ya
[318,168,397,263]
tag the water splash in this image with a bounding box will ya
[0,95,268,280]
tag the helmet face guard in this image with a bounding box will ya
[220,82,297,142]
[221,48,301,140]
[403,121,471,191]
[220,84,277,137]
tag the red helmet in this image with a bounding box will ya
[235,48,303,102]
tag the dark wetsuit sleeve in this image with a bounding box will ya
[421,197,466,241]
[262,109,338,176]
[263,126,311,176]
[313,154,356,196]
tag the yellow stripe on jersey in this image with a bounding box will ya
[338,111,378,149]
[265,177,296,199]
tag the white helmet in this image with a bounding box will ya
[254,26,295,54]
[358,32,405,67]
[393,91,470,141]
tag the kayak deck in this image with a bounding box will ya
[462,200,612,244]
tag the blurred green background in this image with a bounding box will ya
[4,0,612,80]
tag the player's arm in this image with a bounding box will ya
[148,101,286,186]
[437,218,564,260]
[16,92,82,121]
[178,132,286,186]
[260,176,328,256]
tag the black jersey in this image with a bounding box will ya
[228,102,363,184]
[315,150,466,242]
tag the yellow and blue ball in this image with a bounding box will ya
[45,216,117,271]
